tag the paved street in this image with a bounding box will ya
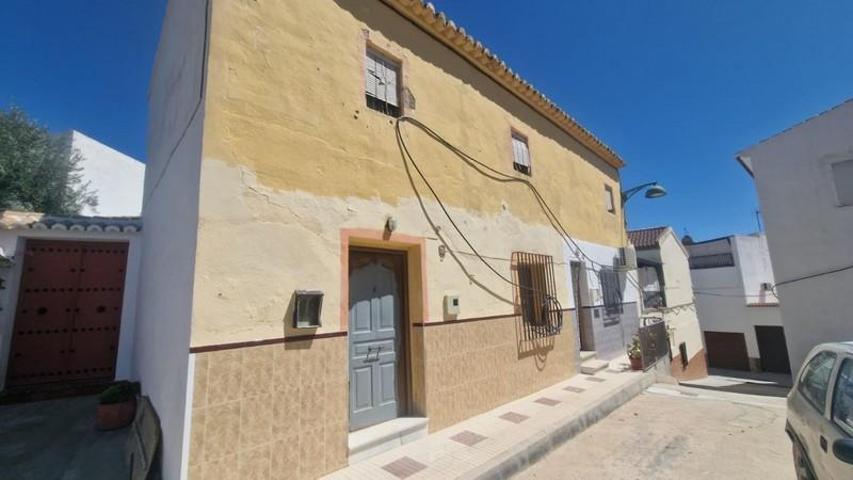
[517,384,794,480]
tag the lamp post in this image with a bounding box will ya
[621,182,667,207]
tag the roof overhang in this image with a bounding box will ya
[736,154,754,178]
[0,210,142,233]
[378,0,625,169]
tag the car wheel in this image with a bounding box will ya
[792,441,815,480]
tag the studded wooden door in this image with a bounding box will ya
[6,240,128,387]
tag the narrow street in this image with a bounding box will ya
[517,383,794,480]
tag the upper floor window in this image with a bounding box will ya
[831,159,853,207]
[511,132,531,175]
[604,185,616,213]
[365,48,401,117]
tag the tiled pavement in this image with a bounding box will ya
[323,365,649,480]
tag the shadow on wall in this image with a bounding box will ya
[333,0,619,181]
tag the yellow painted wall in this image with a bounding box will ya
[191,0,626,347]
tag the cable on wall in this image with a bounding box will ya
[394,116,644,295]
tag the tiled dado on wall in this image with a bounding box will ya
[420,313,577,431]
[188,336,349,480]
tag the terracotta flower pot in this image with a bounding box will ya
[96,398,137,431]
[629,356,643,371]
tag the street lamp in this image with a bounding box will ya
[621,182,667,206]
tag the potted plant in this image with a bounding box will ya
[627,335,643,371]
[96,381,139,430]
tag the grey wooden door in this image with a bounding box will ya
[348,251,403,431]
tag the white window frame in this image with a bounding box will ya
[831,158,853,207]
[604,185,616,214]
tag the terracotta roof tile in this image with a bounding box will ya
[627,226,669,249]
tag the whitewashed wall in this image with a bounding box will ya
[741,99,853,373]
[137,0,208,478]
[72,131,145,217]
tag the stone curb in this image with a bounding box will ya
[459,370,659,480]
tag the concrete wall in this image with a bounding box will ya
[138,0,209,478]
[0,228,141,391]
[732,235,779,303]
[740,99,853,373]
[72,131,145,217]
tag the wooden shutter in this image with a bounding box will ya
[366,49,399,107]
[383,56,399,107]
[365,51,379,100]
[512,134,531,168]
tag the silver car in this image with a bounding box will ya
[787,342,853,479]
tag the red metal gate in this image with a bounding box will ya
[6,239,128,387]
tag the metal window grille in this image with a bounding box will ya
[511,252,562,338]
[599,268,624,315]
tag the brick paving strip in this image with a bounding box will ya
[322,366,658,480]
[381,457,427,479]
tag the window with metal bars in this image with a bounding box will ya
[599,268,624,315]
[512,252,562,338]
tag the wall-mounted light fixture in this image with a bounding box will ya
[293,290,323,328]
[385,216,398,233]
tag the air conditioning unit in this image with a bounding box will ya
[616,245,637,271]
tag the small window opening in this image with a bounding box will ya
[365,48,401,117]
[511,132,531,175]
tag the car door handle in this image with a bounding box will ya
[820,436,828,452]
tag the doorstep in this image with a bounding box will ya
[323,367,658,480]
[349,417,429,465]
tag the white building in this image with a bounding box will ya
[71,131,145,217]
[685,234,789,374]
[628,226,707,380]
[738,98,853,373]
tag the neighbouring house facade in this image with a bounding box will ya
[628,227,707,380]
[142,1,640,478]
[0,133,146,393]
[0,211,142,392]
[71,130,146,217]
[684,234,790,374]
[738,99,853,375]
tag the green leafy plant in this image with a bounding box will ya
[626,335,642,360]
[0,107,97,214]
[99,381,140,405]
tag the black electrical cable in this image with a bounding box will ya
[774,263,853,288]
[395,116,642,293]
[396,118,565,335]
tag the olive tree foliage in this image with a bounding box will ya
[0,107,97,215]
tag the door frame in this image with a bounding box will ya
[754,325,792,374]
[348,246,412,422]
[570,261,592,351]
[340,227,429,427]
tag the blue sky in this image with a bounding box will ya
[2,1,852,240]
